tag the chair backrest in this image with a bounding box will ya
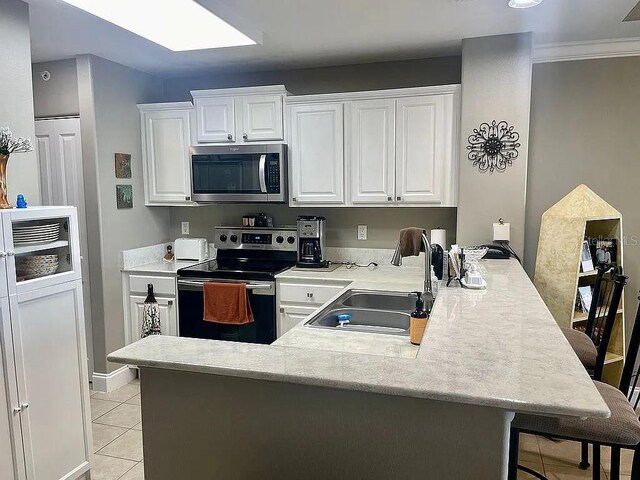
[587,264,627,380]
[619,296,640,409]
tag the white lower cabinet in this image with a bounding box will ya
[276,279,349,338]
[123,273,178,345]
[129,295,177,341]
[1,281,91,480]
[278,305,318,338]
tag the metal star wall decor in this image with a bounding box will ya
[467,120,520,173]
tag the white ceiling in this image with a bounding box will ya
[26,0,640,78]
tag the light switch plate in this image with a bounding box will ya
[181,222,190,235]
[357,225,367,240]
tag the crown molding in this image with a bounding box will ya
[533,37,640,63]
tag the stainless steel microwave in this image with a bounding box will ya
[190,144,287,203]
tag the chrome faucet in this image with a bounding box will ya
[391,230,434,308]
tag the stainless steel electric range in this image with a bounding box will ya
[177,226,298,344]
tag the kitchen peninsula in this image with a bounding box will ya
[109,259,609,479]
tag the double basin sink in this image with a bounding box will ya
[305,289,416,336]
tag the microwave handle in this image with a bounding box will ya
[259,154,267,193]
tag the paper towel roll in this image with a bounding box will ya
[430,229,447,249]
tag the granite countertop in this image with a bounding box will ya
[109,259,610,419]
[122,260,203,275]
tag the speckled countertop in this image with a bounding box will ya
[108,259,610,419]
[122,260,203,275]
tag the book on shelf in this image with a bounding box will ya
[578,285,593,314]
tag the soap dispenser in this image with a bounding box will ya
[409,292,429,345]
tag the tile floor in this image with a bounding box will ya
[89,379,633,480]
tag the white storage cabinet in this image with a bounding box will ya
[123,273,178,345]
[139,102,195,206]
[0,206,91,480]
[276,279,350,338]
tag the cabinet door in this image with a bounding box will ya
[395,96,445,204]
[194,97,235,143]
[278,305,317,338]
[0,297,24,480]
[289,103,344,205]
[142,108,193,205]
[10,281,91,480]
[240,95,284,141]
[349,99,396,204]
[130,295,177,341]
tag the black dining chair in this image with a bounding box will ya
[509,283,640,480]
[561,263,625,468]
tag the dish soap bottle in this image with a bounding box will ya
[409,291,429,345]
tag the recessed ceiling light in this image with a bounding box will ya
[60,0,256,51]
[508,0,543,8]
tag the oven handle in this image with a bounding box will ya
[258,154,267,193]
[178,279,271,290]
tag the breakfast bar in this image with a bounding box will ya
[109,259,609,479]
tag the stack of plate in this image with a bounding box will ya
[13,223,60,245]
[16,254,59,279]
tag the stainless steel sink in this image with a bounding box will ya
[305,289,414,336]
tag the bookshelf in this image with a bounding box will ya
[534,185,625,386]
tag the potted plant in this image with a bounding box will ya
[0,127,34,209]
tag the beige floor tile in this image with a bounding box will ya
[132,421,142,431]
[92,384,140,403]
[519,434,543,464]
[544,464,595,479]
[125,394,141,406]
[601,446,634,476]
[98,429,143,462]
[94,403,141,429]
[120,462,144,480]
[90,398,120,421]
[91,423,128,452]
[518,461,545,479]
[538,437,584,468]
[90,454,137,480]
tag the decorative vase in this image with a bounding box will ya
[0,154,11,209]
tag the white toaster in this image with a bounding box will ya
[174,238,208,262]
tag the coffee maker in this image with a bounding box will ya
[296,216,328,268]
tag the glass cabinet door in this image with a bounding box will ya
[3,207,82,295]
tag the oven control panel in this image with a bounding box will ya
[214,227,297,251]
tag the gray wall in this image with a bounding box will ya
[456,34,533,258]
[32,58,80,118]
[170,206,457,250]
[525,56,640,344]
[167,56,462,250]
[0,0,41,205]
[77,55,170,374]
[163,56,461,101]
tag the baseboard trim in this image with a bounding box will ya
[92,365,137,393]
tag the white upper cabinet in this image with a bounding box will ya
[289,103,345,205]
[191,86,288,144]
[240,94,284,141]
[349,99,396,204]
[288,85,459,208]
[194,96,235,143]
[395,95,443,204]
[139,103,194,206]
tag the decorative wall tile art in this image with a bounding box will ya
[116,184,133,209]
[115,153,132,178]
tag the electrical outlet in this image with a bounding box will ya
[357,225,367,240]
[181,222,190,235]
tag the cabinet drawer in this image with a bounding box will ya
[279,283,345,305]
[129,275,176,296]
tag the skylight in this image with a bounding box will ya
[61,0,256,51]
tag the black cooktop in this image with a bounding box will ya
[178,258,295,281]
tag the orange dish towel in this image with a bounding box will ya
[203,282,254,325]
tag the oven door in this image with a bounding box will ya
[190,144,286,203]
[177,278,276,344]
